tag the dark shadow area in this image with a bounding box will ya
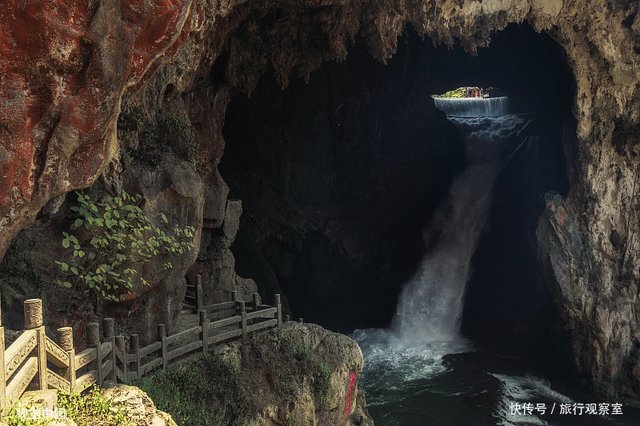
[220,23,576,352]
[221,35,465,332]
[437,25,575,358]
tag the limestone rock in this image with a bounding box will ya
[222,199,243,243]
[203,169,230,228]
[122,157,204,340]
[101,385,177,426]
[236,275,258,301]
[218,322,373,426]
[11,390,76,426]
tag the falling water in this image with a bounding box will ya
[392,113,526,342]
[353,101,640,425]
[353,101,534,424]
[433,96,510,117]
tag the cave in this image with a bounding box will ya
[220,23,576,357]
[2,0,640,424]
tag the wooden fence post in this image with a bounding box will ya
[238,301,247,338]
[130,334,141,380]
[104,318,116,383]
[88,322,102,386]
[0,296,5,409]
[158,324,167,371]
[196,275,204,312]
[24,299,47,391]
[252,293,260,311]
[57,327,75,392]
[115,335,127,383]
[199,310,208,353]
[275,294,282,326]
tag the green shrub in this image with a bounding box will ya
[55,190,195,301]
[288,343,332,408]
[432,87,467,98]
[57,385,131,425]
[2,386,130,426]
[251,332,333,409]
[138,353,251,426]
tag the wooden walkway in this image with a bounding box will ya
[0,277,282,407]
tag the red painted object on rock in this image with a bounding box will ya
[343,371,357,425]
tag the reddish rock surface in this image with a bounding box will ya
[0,0,193,258]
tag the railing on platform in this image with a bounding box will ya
[0,284,282,408]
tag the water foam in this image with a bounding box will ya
[352,328,470,407]
[356,112,530,423]
[433,96,510,117]
[492,373,573,426]
[392,114,525,342]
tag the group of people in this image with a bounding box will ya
[465,86,503,98]
[465,86,483,97]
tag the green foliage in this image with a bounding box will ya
[432,87,467,98]
[251,331,333,409]
[2,386,130,426]
[55,191,195,301]
[284,342,332,408]
[1,406,48,426]
[57,386,132,425]
[138,353,251,426]
[0,234,40,306]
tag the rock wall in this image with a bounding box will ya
[219,322,373,426]
[1,0,640,397]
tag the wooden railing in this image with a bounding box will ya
[0,290,282,408]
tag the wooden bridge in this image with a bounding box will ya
[0,278,283,408]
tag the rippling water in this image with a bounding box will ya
[354,328,640,426]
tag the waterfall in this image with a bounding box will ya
[392,114,526,342]
[433,96,510,117]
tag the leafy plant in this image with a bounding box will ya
[1,405,49,426]
[138,353,251,426]
[432,87,467,98]
[57,385,132,425]
[55,191,195,301]
[2,386,130,426]
[250,330,333,409]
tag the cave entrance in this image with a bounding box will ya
[220,24,576,354]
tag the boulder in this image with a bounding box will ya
[101,385,177,426]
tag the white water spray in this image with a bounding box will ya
[392,110,526,342]
[353,101,530,418]
[433,96,510,117]
[353,103,605,426]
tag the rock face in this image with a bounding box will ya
[101,385,177,426]
[10,386,176,426]
[1,0,640,399]
[221,322,373,426]
[0,0,195,260]
[197,197,259,305]
[118,156,204,340]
